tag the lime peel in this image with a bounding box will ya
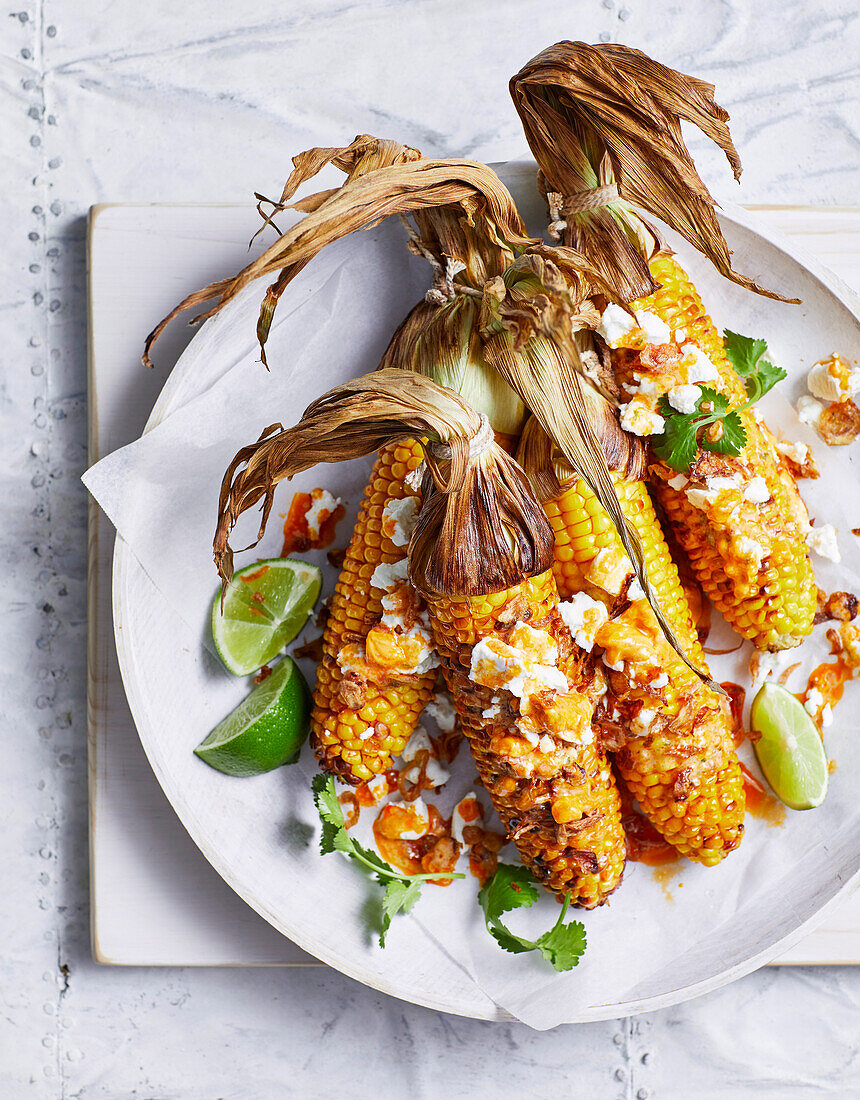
[750,681,829,811]
[212,557,322,676]
[195,657,310,777]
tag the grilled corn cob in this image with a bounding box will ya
[510,41,816,652]
[428,569,626,906]
[521,420,745,864]
[216,371,629,904]
[313,440,437,784]
[619,253,816,651]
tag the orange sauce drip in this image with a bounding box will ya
[806,657,855,715]
[354,770,398,808]
[617,778,679,867]
[239,563,272,584]
[372,804,456,885]
[739,762,785,827]
[280,491,345,556]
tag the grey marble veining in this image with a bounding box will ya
[1,0,859,1095]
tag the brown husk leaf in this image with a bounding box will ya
[214,369,553,597]
[143,135,535,367]
[510,41,799,304]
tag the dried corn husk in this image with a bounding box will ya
[510,40,798,304]
[143,136,535,367]
[214,369,553,597]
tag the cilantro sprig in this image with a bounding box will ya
[653,330,786,472]
[311,773,464,947]
[478,864,587,972]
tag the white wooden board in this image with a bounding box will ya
[88,202,860,967]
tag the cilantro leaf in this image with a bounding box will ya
[312,772,346,855]
[653,387,738,471]
[351,839,400,886]
[701,410,746,455]
[479,863,540,921]
[535,899,587,971]
[724,329,786,404]
[479,864,587,972]
[653,331,784,473]
[723,329,769,377]
[380,879,423,947]
[310,772,463,949]
[651,406,698,471]
[485,923,539,955]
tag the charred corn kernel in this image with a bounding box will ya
[312,440,435,784]
[542,472,745,864]
[628,253,816,651]
[425,570,626,907]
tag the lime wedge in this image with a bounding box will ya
[195,658,311,776]
[749,681,829,810]
[212,557,321,676]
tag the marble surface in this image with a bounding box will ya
[2,0,859,1094]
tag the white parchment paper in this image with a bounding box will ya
[84,195,860,1028]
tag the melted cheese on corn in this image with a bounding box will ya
[469,625,567,702]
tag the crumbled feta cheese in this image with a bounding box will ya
[667,473,688,491]
[736,536,765,567]
[624,375,659,397]
[469,632,568,702]
[632,707,658,734]
[681,343,720,384]
[619,398,665,437]
[382,495,420,547]
[518,727,540,749]
[685,487,713,511]
[451,793,482,845]
[673,328,687,344]
[684,476,740,511]
[402,726,433,761]
[481,696,503,720]
[651,673,669,689]
[804,688,824,716]
[806,523,841,562]
[400,726,450,787]
[365,772,390,802]
[634,309,672,346]
[627,577,645,601]
[358,725,375,741]
[371,558,409,592]
[603,655,625,673]
[751,649,791,688]
[538,735,555,754]
[743,476,771,505]
[597,303,636,347]
[821,703,834,728]
[808,357,860,401]
[796,395,824,428]
[398,797,430,839]
[586,546,632,595]
[706,475,742,493]
[776,440,810,465]
[751,407,765,423]
[305,489,341,538]
[558,592,609,651]
[425,692,456,732]
[404,462,425,492]
[667,383,702,413]
[404,626,440,675]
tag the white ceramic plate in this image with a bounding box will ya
[112,163,860,1022]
